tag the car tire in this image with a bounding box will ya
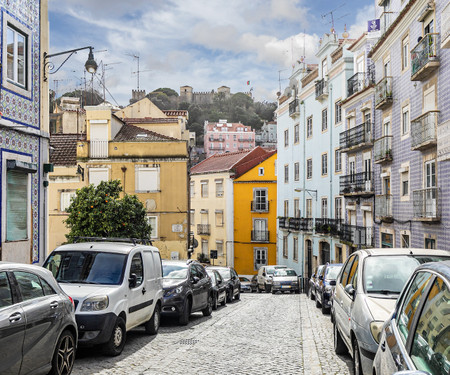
[234,290,240,300]
[144,304,160,335]
[334,323,347,355]
[49,329,76,375]
[257,285,262,293]
[227,288,233,303]
[295,288,300,294]
[202,294,213,316]
[103,316,126,356]
[353,339,363,375]
[264,283,271,293]
[178,298,191,326]
[322,301,329,314]
[212,293,218,310]
[221,295,227,306]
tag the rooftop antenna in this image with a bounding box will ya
[321,3,348,34]
[100,61,121,102]
[126,53,151,91]
[278,69,288,93]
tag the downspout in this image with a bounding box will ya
[329,83,333,261]
[301,99,306,280]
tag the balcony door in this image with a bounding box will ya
[90,123,108,158]
[425,160,436,217]
[349,156,356,184]
[363,152,372,191]
[363,210,373,247]
[253,219,268,241]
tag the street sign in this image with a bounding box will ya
[210,250,218,259]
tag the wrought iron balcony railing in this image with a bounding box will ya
[347,71,375,97]
[209,147,224,151]
[340,224,374,247]
[289,99,300,117]
[315,218,342,236]
[374,135,393,163]
[251,230,269,242]
[375,76,393,109]
[315,79,328,100]
[413,187,441,221]
[375,194,393,221]
[197,224,211,235]
[411,110,439,151]
[411,33,440,81]
[279,216,289,229]
[251,201,269,212]
[339,121,373,152]
[340,172,374,196]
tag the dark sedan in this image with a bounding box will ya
[314,263,343,314]
[208,266,241,303]
[206,269,227,310]
[308,265,325,300]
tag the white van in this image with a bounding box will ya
[257,265,288,293]
[44,239,163,356]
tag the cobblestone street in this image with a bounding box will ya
[72,293,353,375]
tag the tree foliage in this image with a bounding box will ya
[65,180,151,243]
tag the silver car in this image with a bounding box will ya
[271,268,300,294]
[0,262,78,375]
[332,248,450,375]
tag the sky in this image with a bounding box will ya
[48,0,376,106]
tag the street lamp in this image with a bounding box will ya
[294,188,318,201]
[43,46,97,82]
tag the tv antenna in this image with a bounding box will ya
[321,3,349,34]
[100,61,121,102]
[126,53,151,91]
[278,69,288,94]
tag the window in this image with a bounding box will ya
[401,233,410,248]
[253,189,268,211]
[322,109,328,131]
[215,179,224,197]
[381,232,394,248]
[293,237,298,261]
[294,198,300,218]
[321,153,328,176]
[215,210,224,227]
[201,240,209,256]
[335,197,342,220]
[340,255,356,286]
[307,116,313,138]
[283,236,288,258]
[0,272,13,308]
[335,101,342,124]
[14,272,45,301]
[60,191,76,211]
[7,170,28,241]
[136,167,159,192]
[254,247,267,270]
[6,24,28,90]
[294,124,299,143]
[425,237,436,249]
[284,129,289,147]
[89,168,109,187]
[401,169,409,197]
[306,199,312,218]
[130,253,144,287]
[307,158,312,179]
[215,241,224,256]
[284,164,289,183]
[190,181,195,197]
[147,216,158,239]
[284,200,289,217]
[335,149,342,172]
[294,162,300,181]
[402,105,410,136]
[190,210,195,225]
[402,36,409,70]
[258,167,264,176]
[201,181,208,197]
[321,198,328,218]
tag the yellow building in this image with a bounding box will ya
[233,152,277,276]
[48,105,189,259]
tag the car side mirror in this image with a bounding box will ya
[262,272,266,276]
[392,371,431,375]
[217,279,222,285]
[129,273,137,288]
[330,280,336,286]
[344,284,356,299]
[192,276,200,284]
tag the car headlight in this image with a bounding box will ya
[273,281,281,286]
[370,321,384,344]
[164,285,183,298]
[81,296,109,311]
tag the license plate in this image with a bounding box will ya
[281,285,291,289]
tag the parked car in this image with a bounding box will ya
[315,263,343,314]
[309,265,325,300]
[332,248,450,375]
[0,262,78,375]
[239,276,252,292]
[257,265,288,293]
[373,260,450,375]
[271,268,300,294]
[44,239,163,356]
[162,260,213,325]
[206,269,227,310]
[208,266,241,302]
[250,274,258,292]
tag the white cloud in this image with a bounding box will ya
[348,4,375,39]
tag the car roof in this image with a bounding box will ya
[356,248,450,257]
[207,266,230,270]
[52,242,159,255]
[0,262,60,287]
[415,259,450,278]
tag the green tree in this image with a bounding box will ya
[152,87,179,97]
[65,180,151,243]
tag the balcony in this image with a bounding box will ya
[442,2,450,48]
[279,216,289,229]
[209,147,224,151]
[314,218,342,236]
[251,201,269,212]
[289,99,300,117]
[413,187,441,222]
[340,172,374,196]
[340,224,374,247]
[90,140,108,158]
[315,79,328,101]
[347,71,375,97]
[197,224,211,235]
[374,135,393,163]
[375,194,393,222]
[411,111,439,151]
[251,230,269,242]
[339,121,373,152]
[375,76,393,110]
[411,33,440,81]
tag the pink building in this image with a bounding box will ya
[204,120,256,158]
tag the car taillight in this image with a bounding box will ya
[68,296,75,309]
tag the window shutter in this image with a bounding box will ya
[7,171,28,241]
[89,168,108,186]
[137,168,158,191]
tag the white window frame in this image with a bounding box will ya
[284,164,289,183]
[322,108,328,132]
[215,210,224,227]
[89,167,109,187]
[401,105,410,137]
[307,116,313,138]
[321,198,328,219]
[294,162,300,181]
[147,216,158,239]
[60,191,76,212]
[215,179,224,197]
[254,247,268,270]
[201,181,209,198]
[307,158,312,179]
[135,166,159,192]
[258,167,264,176]
[284,129,289,147]
[294,124,300,143]
[321,153,328,176]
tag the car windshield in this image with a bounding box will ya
[325,266,342,280]
[163,264,188,279]
[274,269,297,277]
[216,268,231,280]
[239,277,250,282]
[44,251,127,285]
[364,255,450,294]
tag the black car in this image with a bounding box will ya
[206,269,227,310]
[309,265,325,300]
[250,274,258,292]
[314,263,343,314]
[208,266,241,303]
[161,260,213,325]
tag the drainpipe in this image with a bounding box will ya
[301,100,306,282]
[329,83,333,261]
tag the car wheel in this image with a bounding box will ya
[212,293,218,310]
[103,316,126,356]
[49,329,76,375]
[144,304,160,335]
[227,288,233,303]
[257,285,262,293]
[178,298,191,326]
[295,289,300,294]
[202,294,213,316]
[353,339,363,375]
[221,293,227,306]
[234,290,240,300]
[334,323,347,355]
[264,283,271,293]
[321,301,329,314]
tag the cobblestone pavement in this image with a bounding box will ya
[72,293,353,375]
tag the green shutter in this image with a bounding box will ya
[6,170,28,241]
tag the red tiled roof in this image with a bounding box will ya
[348,33,367,51]
[50,134,83,166]
[113,124,179,142]
[162,110,188,117]
[123,117,179,124]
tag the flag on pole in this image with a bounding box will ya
[247,80,250,85]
